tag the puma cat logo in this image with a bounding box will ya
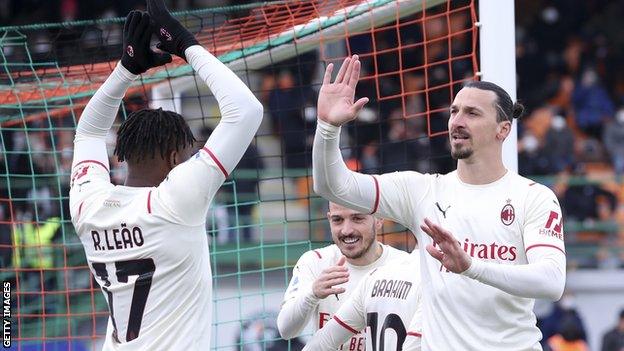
[435,202,451,218]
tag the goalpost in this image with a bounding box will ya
[0,1,516,350]
[478,0,518,172]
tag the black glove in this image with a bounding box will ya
[147,0,199,61]
[121,10,172,75]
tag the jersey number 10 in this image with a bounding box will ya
[366,312,407,351]
[92,258,156,343]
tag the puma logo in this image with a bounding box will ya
[435,202,451,218]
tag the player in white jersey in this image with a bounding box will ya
[277,202,408,350]
[69,2,262,350]
[303,254,423,351]
[312,55,566,350]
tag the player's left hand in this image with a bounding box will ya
[121,10,172,75]
[147,0,199,61]
[420,218,471,273]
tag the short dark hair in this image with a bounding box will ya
[464,81,524,122]
[114,108,196,163]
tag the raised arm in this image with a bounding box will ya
[312,55,376,214]
[149,0,262,175]
[148,0,262,224]
[70,11,171,216]
[185,46,263,173]
[313,56,430,225]
[72,11,171,171]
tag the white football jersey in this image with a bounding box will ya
[303,254,422,351]
[70,149,225,350]
[282,243,409,350]
[69,45,263,351]
[373,170,565,350]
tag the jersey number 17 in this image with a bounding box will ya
[92,258,155,343]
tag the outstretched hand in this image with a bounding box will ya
[121,10,172,75]
[421,218,472,274]
[317,55,369,127]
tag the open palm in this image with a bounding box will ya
[317,55,369,126]
[421,218,472,273]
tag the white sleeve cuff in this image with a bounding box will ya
[114,61,139,82]
[317,119,342,139]
[460,258,481,279]
[303,287,322,305]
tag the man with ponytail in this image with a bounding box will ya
[312,55,566,350]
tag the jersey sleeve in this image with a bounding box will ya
[461,182,566,301]
[312,120,431,226]
[374,171,432,226]
[523,184,566,255]
[152,45,263,225]
[332,272,368,333]
[302,274,368,351]
[69,63,138,223]
[277,251,322,339]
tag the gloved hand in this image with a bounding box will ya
[147,0,199,62]
[121,10,172,75]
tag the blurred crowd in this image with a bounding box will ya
[536,294,624,351]
[0,0,259,26]
[515,0,624,268]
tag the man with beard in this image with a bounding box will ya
[302,254,423,351]
[277,202,408,350]
[312,55,566,350]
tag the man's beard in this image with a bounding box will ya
[343,235,375,259]
[341,223,376,259]
[451,145,473,160]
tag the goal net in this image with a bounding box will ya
[0,0,479,349]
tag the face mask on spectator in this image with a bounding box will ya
[559,295,576,310]
[581,69,597,87]
[551,115,566,131]
[616,109,624,124]
[522,134,539,153]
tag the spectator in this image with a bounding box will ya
[540,294,588,345]
[561,163,617,223]
[572,67,615,139]
[268,70,315,170]
[519,100,576,176]
[378,110,430,173]
[546,317,590,351]
[543,113,575,173]
[518,129,552,176]
[601,309,624,351]
[603,107,624,175]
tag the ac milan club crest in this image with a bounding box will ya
[501,200,515,226]
[126,45,134,57]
